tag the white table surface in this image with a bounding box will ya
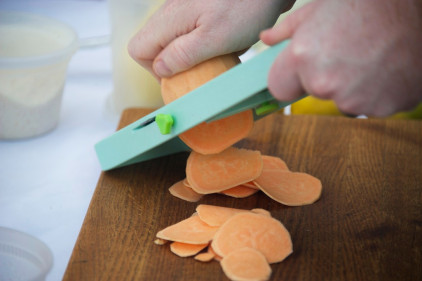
[0,1,120,280]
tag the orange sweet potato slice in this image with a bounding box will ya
[220,185,259,198]
[169,179,203,202]
[196,204,249,227]
[156,215,219,244]
[179,110,254,155]
[183,178,191,187]
[154,238,168,245]
[155,206,290,281]
[220,247,272,281]
[242,181,259,189]
[186,147,263,194]
[194,252,215,262]
[161,54,252,154]
[262,155,289,171]
[211,212,293,264]
[170,241,209,257]
[254,170,322,206]
[250,208,271,217]
[208,244,223,262]
[161,54,240,104]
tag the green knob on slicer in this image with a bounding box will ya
[156,114,174,135]
[255,101,280,116]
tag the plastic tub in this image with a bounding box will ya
[0,11,78,139]
[0,227,53,281]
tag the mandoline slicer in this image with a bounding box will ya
[95,40,302,171]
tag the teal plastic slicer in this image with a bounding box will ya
[95,41,301,171]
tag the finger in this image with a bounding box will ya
[153,27,225,77]
[127,36,157,79]
[127,18,165,69]
[135,60,161,82]
[127,2,197,73]
[268,44,304,101]
[260,1,318,45]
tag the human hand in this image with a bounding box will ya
[128,0,294,79]
[261,0,422,117]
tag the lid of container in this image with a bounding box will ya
[0,227,53,281]
[0,11,79,68]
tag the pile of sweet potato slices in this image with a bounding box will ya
[155,205,292,281]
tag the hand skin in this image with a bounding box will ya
[128,0,294,79]
[261,0,422,117]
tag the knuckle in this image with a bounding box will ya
[127,30,151,62]
[127,38,139,59]
[337,102,357,116]
[335,97,364,116]
[170,39,196,70]
[290,40,310,63]
[306,74,336,99]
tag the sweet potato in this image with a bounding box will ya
[207,244,223,262]
[221,247,272,281]
[250,208,271,217]
[155,206,292,281]
[262,155,289,171]
[169,179,203,202]
[161,54,254,154]
[211,212,293,264]
[161,54,240,104]
[179,110,254,155]
[242,181,259,189]
[194,252,215,262]
[186,147,263,194]
[254,170,322,206]
[154,238,168,245]
[170,242,208,257]
[183,178,191,187]
[220,185,259,198]
[156,215,219,244]
[196,204,248,227]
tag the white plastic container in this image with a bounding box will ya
[0,11,78,139]
[108,0,165,114]
[0,227,53,281]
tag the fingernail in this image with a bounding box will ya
[154,59,172,77]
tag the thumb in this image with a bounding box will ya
[260,1,318,45]
[153,28,218,77]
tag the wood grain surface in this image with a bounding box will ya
[64,108,422,281]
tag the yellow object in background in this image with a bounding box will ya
[290,96,344,116]
[290,96,422,119]
[389,103,422,119]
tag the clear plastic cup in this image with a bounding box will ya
[0,11,78,139]
[0,227,53,281]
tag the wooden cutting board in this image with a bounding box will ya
[64,108,422,281]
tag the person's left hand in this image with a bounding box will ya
[128,0,294,79]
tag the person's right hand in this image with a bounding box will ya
[128,0,295,79]
[260,0,422,117]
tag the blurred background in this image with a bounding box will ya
[0,1,115,280]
